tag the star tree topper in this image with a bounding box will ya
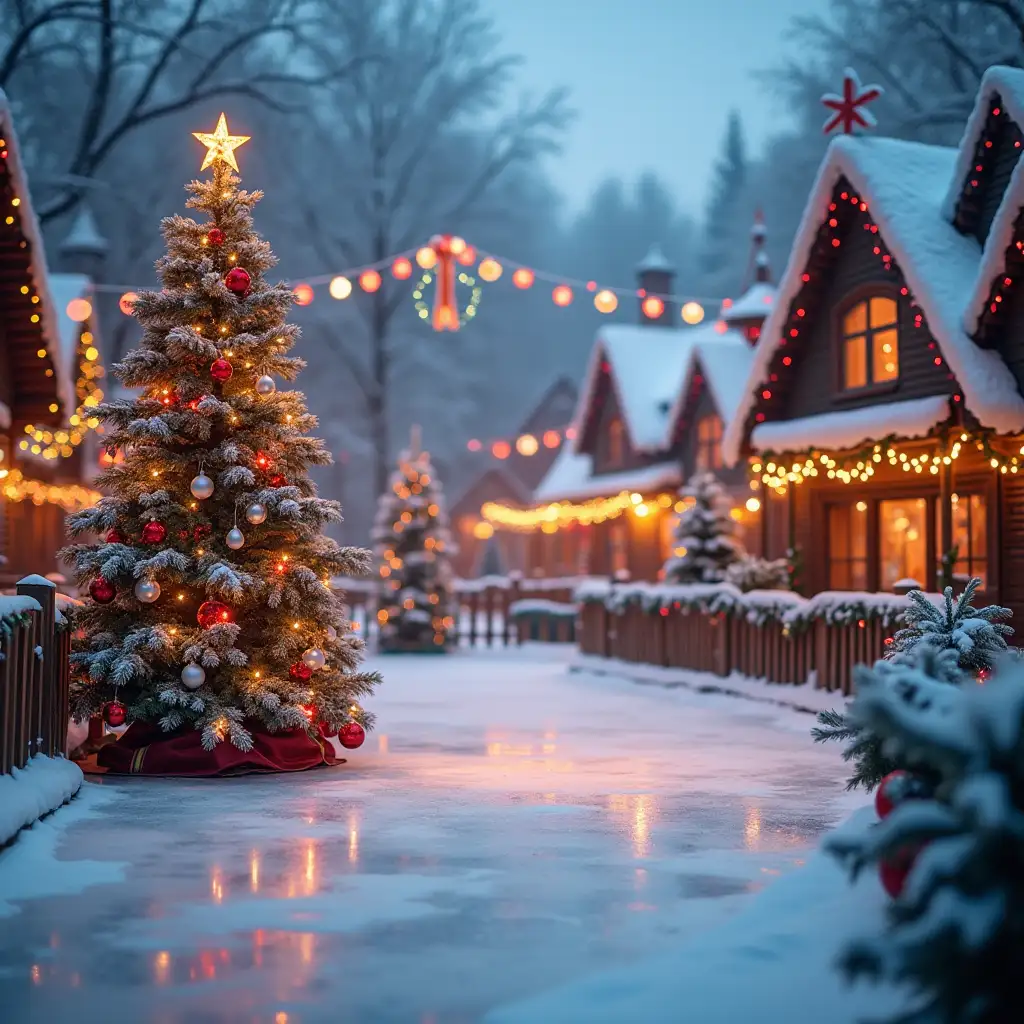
[193,113,250,171]
[821,68,883,135]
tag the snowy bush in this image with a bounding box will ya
[827,655,1024,1024]
[663,473,744,584]
[724,556,790,593]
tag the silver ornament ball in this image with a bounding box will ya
[302,646,327,671]
[245,503,268,525]
[255,375,276,396]
[190,472,215,499]
[181,663,206,690]
[134,579,161,604]
[226,527,245,550]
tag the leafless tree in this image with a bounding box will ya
[0,0,364,222]
[285,0,571,501]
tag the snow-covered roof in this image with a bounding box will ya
[721,281,775,322]
[0,88,76,417]
[636,243,674,274]
[60,205,108,256]
[750,394,952,454]
[48,272,92,371]
[574,325,697,454]
[723,132,1024,465]
[533,444,680,503]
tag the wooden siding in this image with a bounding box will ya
[980,207,1024,391]
[679,381,746,488]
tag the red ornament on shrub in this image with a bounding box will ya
[268,474,287,488]
[210,358,233,382]
[141,521,167,545]
[90,576,116,604]
[104,701,127,727]
[207,227,225,246]
[197,600,232,629]
[339,722,365,749]
[105,529,124,544]
[875,770,924,819]
[318,720,339,739]
[879,844,922,899]
[224,267,251,295]
[289,661,312,681]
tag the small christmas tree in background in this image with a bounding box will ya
[372,429,456,653]
[828,656,1024,1023]
[663,472,743,583]
[813,579,1013,791]
[63,115,380,773]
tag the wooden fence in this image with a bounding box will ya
[1,577,72,776]
[578,601,891,695]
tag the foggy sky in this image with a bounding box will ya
[487,0,827,214]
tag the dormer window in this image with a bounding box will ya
[841,294,899,391]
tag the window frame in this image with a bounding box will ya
[835,287,901,396]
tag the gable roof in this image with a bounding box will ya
[573,324,696,454]
[533,442,680,503]
[721,281,776,323]
[0,88,76,418]
[723,131,1024,466]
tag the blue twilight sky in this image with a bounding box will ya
[486,0,828,215]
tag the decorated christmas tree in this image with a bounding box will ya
[663,472,743,583]
[828,655,1024,1023]
[372,431,456,652]
[63,115,380,774]
[813,579,1013,791]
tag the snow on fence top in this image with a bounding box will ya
[0,594,43,633]
[576,579,936,631]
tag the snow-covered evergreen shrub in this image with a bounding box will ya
[828,656,1024,1024]
[663,473,743,584]
[724,555,790,592]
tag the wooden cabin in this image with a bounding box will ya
[723,65,1024,620]
[451,376,577,577]
[0,89,103,584]
[482,239,774,581]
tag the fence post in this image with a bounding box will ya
[508,575,521,647]
[17,575,58,758]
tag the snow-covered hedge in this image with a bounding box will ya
[0,755,83,847]
[577,580,934,632]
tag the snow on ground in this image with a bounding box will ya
[0,647,864,1023]
[0,754,84,848]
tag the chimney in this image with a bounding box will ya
[720,211,775,345]
[635,243,675,326]
[59,203,108,281]
[748,210,771,285]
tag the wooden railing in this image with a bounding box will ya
[579,595,900,696]
[1,577,72,776]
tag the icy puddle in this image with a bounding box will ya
[0,647,854,1023]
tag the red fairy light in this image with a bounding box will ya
[255,452,272,469]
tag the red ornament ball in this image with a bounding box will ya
[210,358,233,382]
[318,720,339,739]
[207,227,225,246]
[104,701,127,728]
[224,267,251,296]
[289,661,312,682]
[105,529,124,544]
[875,770,920,819]
[197,600,232,629]
[193,524,211,542]
[879,844,922,899]
[268,474,287,488]
[339,722,366,749]
[90,576,116,604]
[141,520,167,545]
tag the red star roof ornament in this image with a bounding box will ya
[822,68,884,136]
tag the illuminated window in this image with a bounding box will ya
[827,502,868,589]
[660,511,678,561]
[608,416,625,467]
[841,295,899,390]
[879,497,927,591]
[695,415,723,471]
[609,518,629,576]
[936,493,987,588]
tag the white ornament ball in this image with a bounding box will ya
[325,625,338,642]
[245,503,268,525]
[226,527,245,550]
[135,579,161,604]
[190,472,215,499]
[181,663,206,690]
[302,647,326,671]
[255,375,276,396]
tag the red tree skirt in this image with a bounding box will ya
[94,720,341,777]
